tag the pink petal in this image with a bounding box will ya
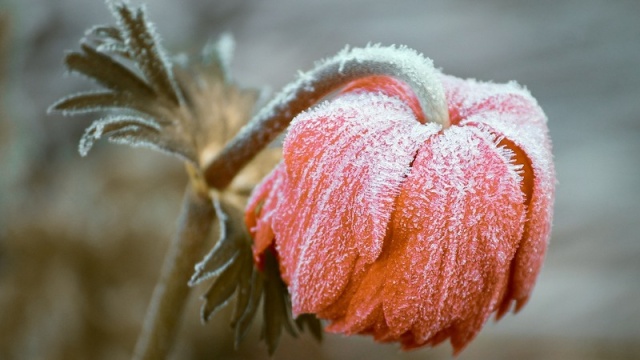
[445,76,555,314]
[245,163,287,267]
[325,254,388,335]
[382,125,526,351]
[275,91,438,314]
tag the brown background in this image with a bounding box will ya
[1,0,639,359]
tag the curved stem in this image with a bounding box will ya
[203,44,449,189]
[133,182,214,360]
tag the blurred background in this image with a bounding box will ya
[1,0,639,359]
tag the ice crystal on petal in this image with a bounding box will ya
[275,92,439,314]
[246,73,554,354]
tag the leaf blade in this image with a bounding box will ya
[49,90,157,116]
[78,115,160,156]
[189,197,245,285]
[65,44,155,97]
[200,256,244,323]
[110,2,182,104]
[295,314,323,342]
[234,267,264,347]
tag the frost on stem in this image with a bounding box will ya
[204,44,450,189]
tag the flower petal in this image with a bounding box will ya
[245,162,287,268]
[276,91,438,314]
[325,255,387,334]
[445,76,555,314]
[382,126,526,351]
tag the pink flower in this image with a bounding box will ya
[245,74,554,353]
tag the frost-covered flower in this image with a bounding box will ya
[245,74,554,353]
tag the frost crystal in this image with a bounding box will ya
[246,72,555,354]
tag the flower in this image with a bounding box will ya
[245,74,554,353]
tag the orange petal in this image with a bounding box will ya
[275,91,439,314]
[382,126,526,349]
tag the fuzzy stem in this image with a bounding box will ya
[133,182,214,360]
[203,45,449,189]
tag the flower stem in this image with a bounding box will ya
[203,45,449,189]
[133,180,214,360]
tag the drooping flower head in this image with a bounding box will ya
[246,70,554,353]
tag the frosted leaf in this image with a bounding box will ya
[49,90,156,116]
[190,196,244,286]
[95,40,130,58]
[262,250,298,355]
[200,252,246,322]
[64,44,154,96]
[78,115,160,156]
[232,268,263,345]
[109,1,183,104]
[84,24,123,42]
[52,1,259,167]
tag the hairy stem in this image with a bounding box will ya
[203,45,450,189]
[133,182,214,360]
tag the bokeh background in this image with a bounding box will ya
[1,0,639,359]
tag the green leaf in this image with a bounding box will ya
[64,44,154,97]
[78,115,160,156]
[262,251,298,355]
[48,90,155,115]
[189,196,246,286]
[234,267,264,347]
[230,250,254,328]
[295,314,323,342]
[106,127,196,163]
[200,254,245,322]
[52,2,260,165]
[110,2,182,104]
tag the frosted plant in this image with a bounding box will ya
[246,75,555,353]
[50,0,554,358]
[49,1,312,357]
